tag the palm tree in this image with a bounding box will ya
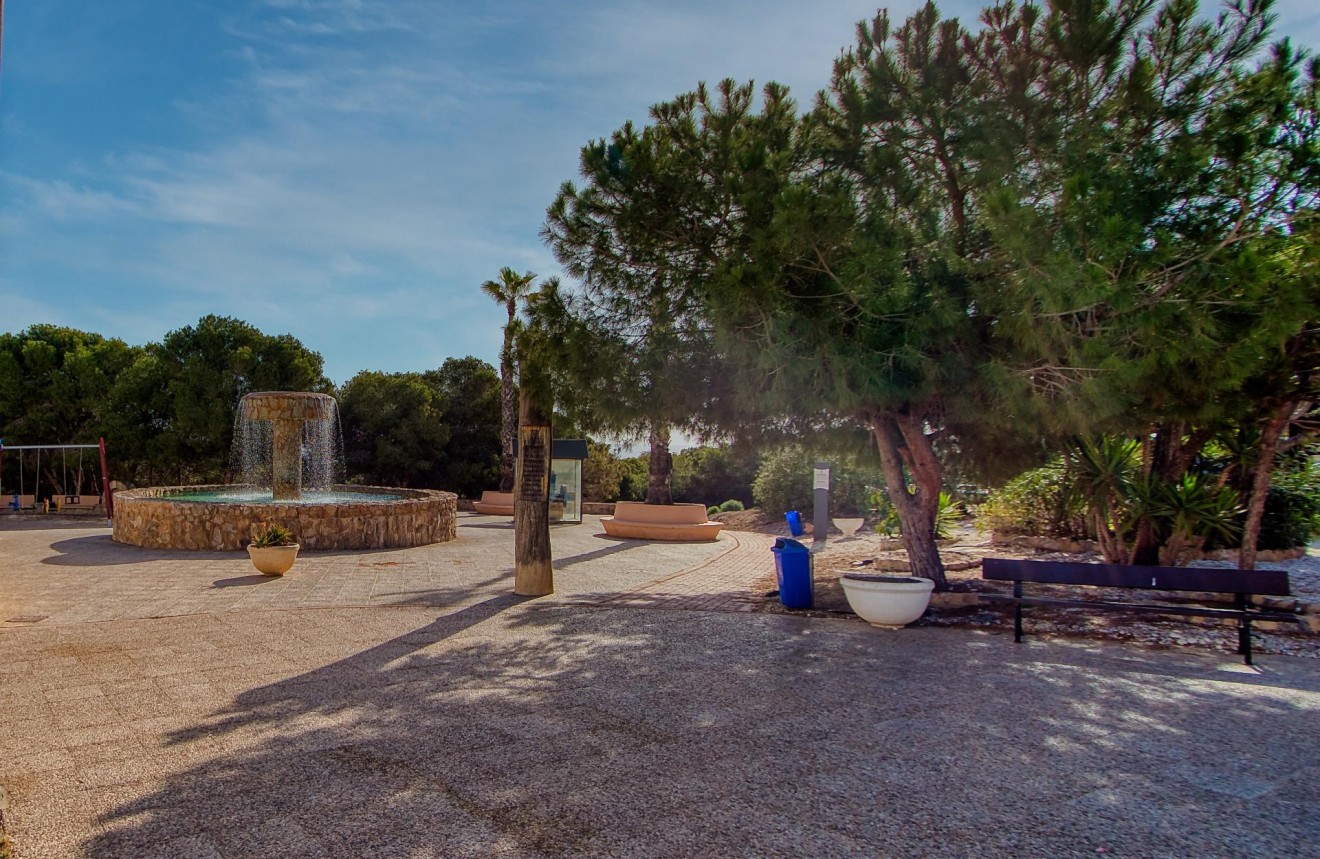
[481,267,537,491]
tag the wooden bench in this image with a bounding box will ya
[981,558,1300,665]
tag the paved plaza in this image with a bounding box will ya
[0,515,770,626]
[2,514,1319,858]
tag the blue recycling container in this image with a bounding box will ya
[784,510,804,537]
[772,537,813,609]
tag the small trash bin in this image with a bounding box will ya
[784,510,804,537]
[772,537,813,609]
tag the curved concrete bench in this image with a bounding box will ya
[472,491,514,516]
[601,501,723,542]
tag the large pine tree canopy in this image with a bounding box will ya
[540,0,1319,584]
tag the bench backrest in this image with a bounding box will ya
[982,558,1290,596]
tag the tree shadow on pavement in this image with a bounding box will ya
[78,605,1320,859]
[551,540,645,570]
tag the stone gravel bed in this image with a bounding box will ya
[749,529,1320,660]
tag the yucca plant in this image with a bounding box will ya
[1065,437,1142,563]
[1140,474,1243,566]
[250,523,296,548]
[870,489,962,540]
[934,491,963,540]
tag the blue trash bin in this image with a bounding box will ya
[784,510,804,537]
[772,537,813,609]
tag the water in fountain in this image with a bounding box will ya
[230,398,344,490]
[205,391,355,503]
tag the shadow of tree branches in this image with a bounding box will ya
[81,606,1320,858]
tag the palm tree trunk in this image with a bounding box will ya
[498,301,517,492]
[645,425,673,505]
[514,386,553,595]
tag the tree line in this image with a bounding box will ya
[0,316,504,499]
[0,314,811,509]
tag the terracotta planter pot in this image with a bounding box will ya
[247,544,299,576]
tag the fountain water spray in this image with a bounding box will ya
[233,392,342,500]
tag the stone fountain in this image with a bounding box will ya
[236,391,337,501]
[111,391,457,551]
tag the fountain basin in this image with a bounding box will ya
[112,484,457,551]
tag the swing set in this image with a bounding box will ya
[0,437,115,518]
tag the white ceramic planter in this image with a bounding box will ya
[839,574,935,628]
[833,517,866,537]
[247,544,299,576]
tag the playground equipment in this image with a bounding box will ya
[0,438,114,517]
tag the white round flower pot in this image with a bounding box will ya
[247,544,299,576]
[839,574,935,629]
[832,517,866,537]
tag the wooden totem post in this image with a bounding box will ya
[513,386,554,595]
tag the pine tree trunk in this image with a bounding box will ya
[870,413,948,590]
[513,386,553,596]
[645,425,673,505]
[498,302,517,492]
[1239,402,1293,571]
[1131,423,1214,565]
[1129,518,1159,566]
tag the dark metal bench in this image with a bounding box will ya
[981,558,1299,665]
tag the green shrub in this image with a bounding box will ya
[1256,482,1320,549]
[672,446,760,507]
[753,447,875,516]
[718,499,745,513]
[707,505,721,516]
[977,463,1086,538]
[870,489,963,539]
[869,490,901,538]
[583,442,627,502]
[616,455,650,502]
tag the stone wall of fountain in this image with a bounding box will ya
[111,390,458,551]
[112,484,456,550]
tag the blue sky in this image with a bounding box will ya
[4,0,1319,386]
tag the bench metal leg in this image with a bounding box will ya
[1013,581,1023,643]
[1236,594,1253,666]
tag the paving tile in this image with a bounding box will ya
[4,517,1319,859]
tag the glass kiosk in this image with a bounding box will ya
[548,439,587,524]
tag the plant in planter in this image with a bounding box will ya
[247,523,299,576]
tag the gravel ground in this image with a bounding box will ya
[738,518,1320,661]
